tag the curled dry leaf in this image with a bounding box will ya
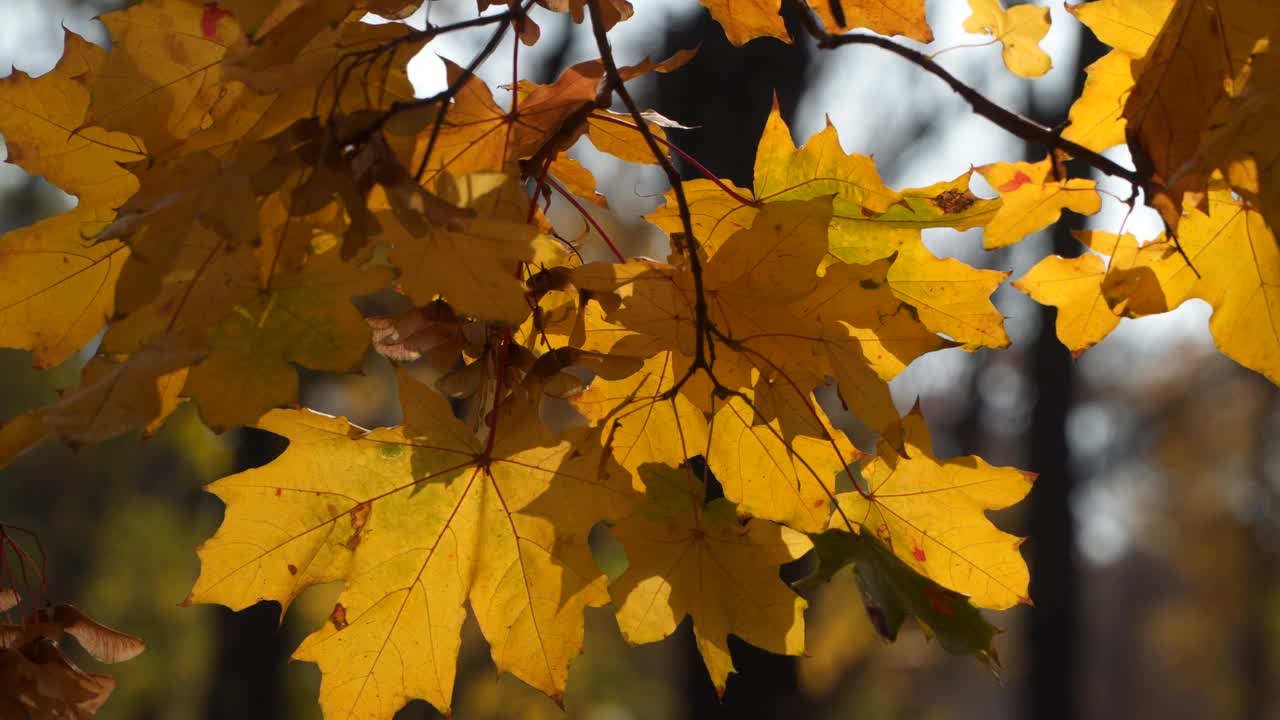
[0,603,144,719]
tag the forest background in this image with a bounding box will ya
[2,0,1280,719]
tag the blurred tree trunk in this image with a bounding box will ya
[1243,390,1278,720]
[202,429,290,720]
[656,9,810,188]
[1022,27,1106,720]
[656,8,814,719]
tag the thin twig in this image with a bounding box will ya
[545,176,626,262]
[584,0,714,371]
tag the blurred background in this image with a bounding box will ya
[3,1,1280,718]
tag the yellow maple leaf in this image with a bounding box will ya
[189,373,636,718]
[793,258,951,380]
[962,0,1053,79]
[753,103,902,260]
[549,154,606,206]
[1104,189,1280,383]
[826,172,1002,266]
[85,0,246,152]
[704,196,832,300]
[609,464,811,693]
[1013,231,1138,356]
[599,200,834,366]
[0,31,143,368]
[1173,52,1280,235]
[709,395,861,533]
[96,150,265,317]
[699,0,788,46]
[808,0,932,42]
[1067,0,1174,58]
[647,106,997,268]
[593,199,937,436]
[977,158,1101,250]
[573,351,709,489]
[0,409,51,467]
[886,237,1011,350]
[645,178,759,263]
[1062,0,1175,157]
[1062,50,1133,153]
[586,110,671,165]
[1122,0,1278,221]
[385,174,549,326]
[830,406,1033,610]
[1096,234,1191,319]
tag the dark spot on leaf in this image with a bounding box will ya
[859,278,879,289]
[287,564,298,575]
[933,188,976,214]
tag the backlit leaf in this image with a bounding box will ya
[0,31,142,367]
[977,158,1100,250]
[189,373,636,718]
[830,406,1033,610]
[609,464,810,693]
[962,0,1052,79]
[809,0,932,42]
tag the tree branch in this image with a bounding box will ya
[783,0,1149,189]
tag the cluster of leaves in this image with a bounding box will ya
[1,523,144,717]
[0,0,1276,717]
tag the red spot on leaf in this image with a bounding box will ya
[329,603,348,630]
[274,487,281,497]
[912,544,927,563]
[997,171,1033,193]
[201,3,231,39]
